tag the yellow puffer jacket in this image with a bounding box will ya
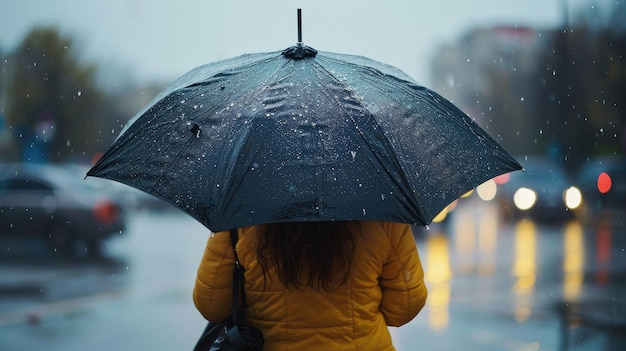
[194,221,427,351]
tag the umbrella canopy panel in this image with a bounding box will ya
[88,48,521,232]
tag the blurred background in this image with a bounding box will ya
[1,1,625,350]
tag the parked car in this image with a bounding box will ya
[495,156,583,222]
[0,163,126,257]
[575,156,626,216]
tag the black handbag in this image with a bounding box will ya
[193,229,264,351]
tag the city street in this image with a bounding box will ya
[2,2,624,351]
[1,197,625,351]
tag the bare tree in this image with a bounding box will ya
[5,27,112,163]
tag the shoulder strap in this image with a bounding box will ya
[229,228,241,263]
[229,229,245,324]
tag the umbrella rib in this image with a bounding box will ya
[355,73,483,214]
[311,61,427,223]
[318,54,506,221]
[144,55,293,199]
[353,70,522,214]
[209,59,294,219]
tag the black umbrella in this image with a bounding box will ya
[87,11,522,232]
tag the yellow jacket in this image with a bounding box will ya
[194,221,427,351]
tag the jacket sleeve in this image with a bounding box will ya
[379,222,428,327]
[193,230,235,321]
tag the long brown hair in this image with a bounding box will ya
[256,221,355,292]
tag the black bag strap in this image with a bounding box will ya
[192,229,254,351]
[229,229,245,325]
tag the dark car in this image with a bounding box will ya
[496,156,583,222]
[0,163,126,257]
[575,156,626,216]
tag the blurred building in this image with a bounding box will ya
[430,18,626,171]
[429,26,556,158]
[0,47,15,161]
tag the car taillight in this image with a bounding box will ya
[493,173,510,185]
[597,172,612,194]
[563,186,583,209]
[94,200,119,223]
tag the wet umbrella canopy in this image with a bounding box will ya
[87,14,522,232]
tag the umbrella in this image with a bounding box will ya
[87,11,522,232]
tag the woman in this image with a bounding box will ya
[193,221,427,350]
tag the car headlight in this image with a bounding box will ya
[477,179,497,201]
[514,187,537,210]
[564,186,582,209]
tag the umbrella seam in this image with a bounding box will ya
[356,73,469,218]
[312,61,428,224]
[143,54,288,203]
[317,55,521,219]
[211,58,294,225]
[316,52,419,86]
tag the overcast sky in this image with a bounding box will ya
[0,0,593,88]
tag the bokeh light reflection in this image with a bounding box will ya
[563,221,584,301]
[424,233,451,331]
[512,220,536,322]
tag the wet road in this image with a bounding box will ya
[1,198,625,351]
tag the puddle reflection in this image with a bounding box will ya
[563,221,584,301]
[477,209,498,276]
[419,198,623,334]
[595,222,611,285]
[424,231,451,331]
[512,220,536,322]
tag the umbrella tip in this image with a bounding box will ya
[297,8,302,44]
[283,8,317,59]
